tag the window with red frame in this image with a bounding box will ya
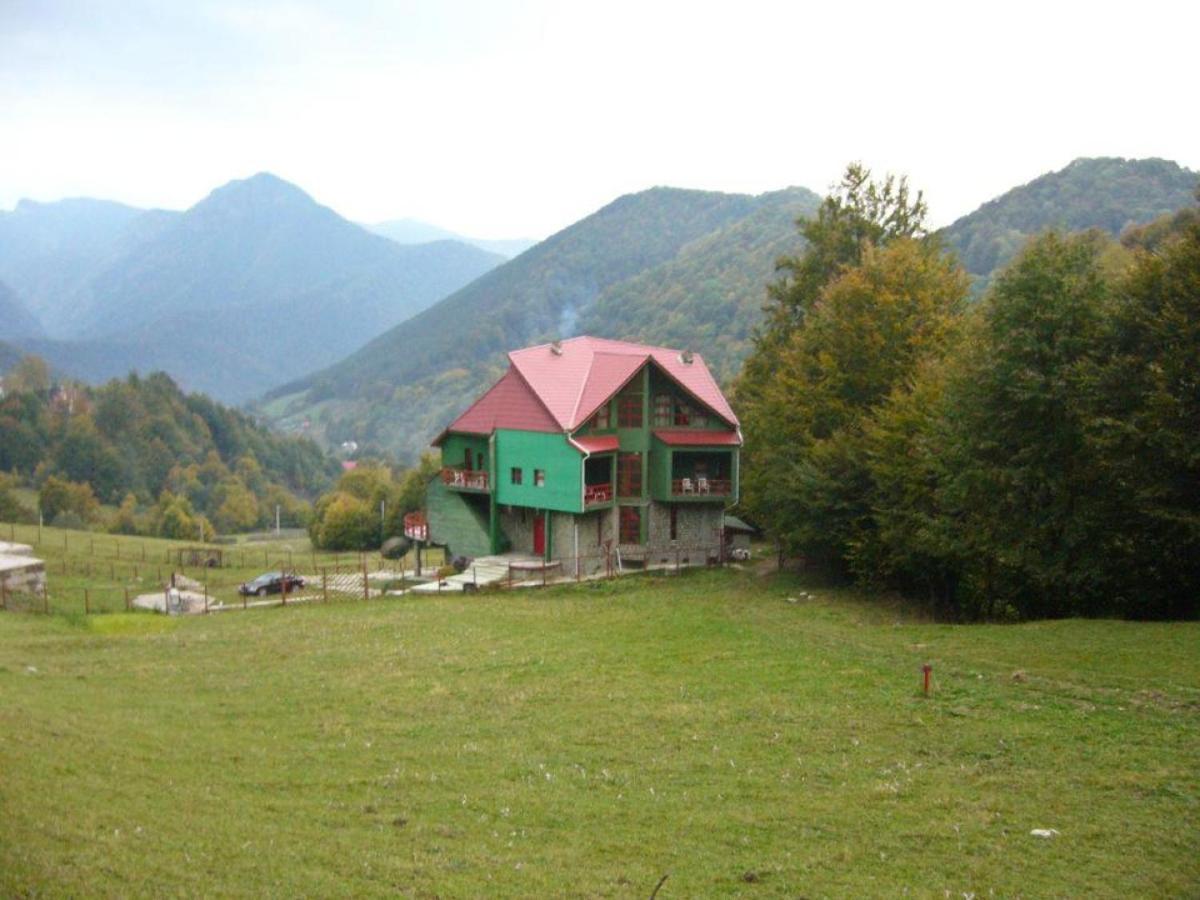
[617,390,643,427]
[673,401,691,427]
[617,453,642,497]
[619,506,641,544]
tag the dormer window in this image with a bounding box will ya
[674,402,691,427]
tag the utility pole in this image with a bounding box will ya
[275,504,281,536]
[380,499,386,543]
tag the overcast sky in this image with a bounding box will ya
[2,0,1196,238]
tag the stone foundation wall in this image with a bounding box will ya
[499,502,724,575]
[0,558,47,595]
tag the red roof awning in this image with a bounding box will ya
[571,434,620,454]
[652,429,741,447]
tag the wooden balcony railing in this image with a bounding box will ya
[441,467,489,491]
[403,511,428,541]
[671,477,732,497]
[584,483,613,505]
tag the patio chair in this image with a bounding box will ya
[681,477,694,494]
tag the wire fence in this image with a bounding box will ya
[0,519,727,617]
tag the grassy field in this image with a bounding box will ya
[0,521,444,614]
[0,562,1197,896]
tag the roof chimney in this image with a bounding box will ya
[680,350,694,365]
[550,340,563,356]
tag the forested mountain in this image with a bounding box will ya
[940,157,1197,290]
[263,186,784,459]
[0,175,505,402]
[576,187,821,383]
[369,218,537,258]
[0,361,337,536]
[263,157,1197,461]
[0,281,44,340]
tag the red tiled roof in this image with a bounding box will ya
[509,336,738,430]
[570,435,619,454]
[652,429,741,446]
[436,369,559,442]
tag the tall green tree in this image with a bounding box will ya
[936,231,1115,617]
[740,236,968,567]
[1084,204,1200,617]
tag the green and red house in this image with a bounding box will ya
[424,336,741,573]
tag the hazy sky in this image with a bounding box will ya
[2,0,1196,238]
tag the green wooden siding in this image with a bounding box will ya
[494,430,583,513]
[425,475,493,558]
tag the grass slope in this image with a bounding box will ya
[1,564,1196,896]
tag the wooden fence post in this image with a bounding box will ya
[84,588,90,615]
[203,580,209,614]
[43,582,49,614]
[1,577,7,610]
[362,558,369,602]
[124,587,131,612]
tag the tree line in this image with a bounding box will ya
[736,165,1199,619]
[0,367,337,538]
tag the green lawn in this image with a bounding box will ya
[1,567,1197,896]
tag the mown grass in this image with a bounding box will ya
[1,567,1197,897]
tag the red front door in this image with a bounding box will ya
[533,513,545,556]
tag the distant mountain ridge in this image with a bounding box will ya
[0,281,44,340]
[369,218,537,259]
[0,175,505,402]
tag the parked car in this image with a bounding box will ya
[238,571,305,597]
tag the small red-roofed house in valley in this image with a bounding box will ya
[424,336,742,574]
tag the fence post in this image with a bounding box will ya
[84,588,90,615]
[281,575,287,607]
[1,576,7,610]
[204,580,209,614]
[362,558,369,602]
[124,587,131,612]
[43,582,49,614]
[322,568,328,604]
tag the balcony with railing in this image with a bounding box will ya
[584,483,613,506]
[670,477,732,497]
[441,467,489,492]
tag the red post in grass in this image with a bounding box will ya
[922,664,932,696]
